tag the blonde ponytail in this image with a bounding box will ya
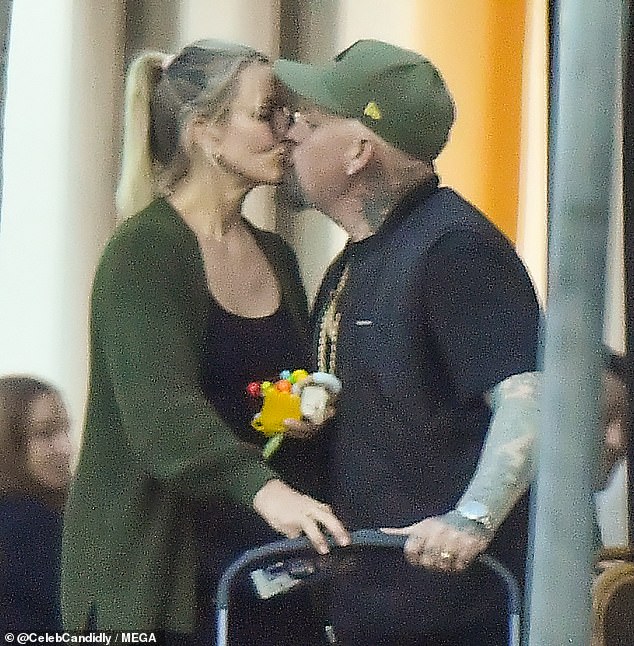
[115,51,170,221]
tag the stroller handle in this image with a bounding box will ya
[215,528,520,612]
[215,529,521,646]
[215,529,404,609]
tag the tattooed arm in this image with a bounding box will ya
[383,371,541,571]
[444,370,541,537]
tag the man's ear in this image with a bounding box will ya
[346,138,373,176]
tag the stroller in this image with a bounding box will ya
[215,529,521,646]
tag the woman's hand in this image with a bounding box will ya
[382,516,491,573]
[253,479,350,554]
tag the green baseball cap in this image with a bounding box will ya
[274,39,455,162]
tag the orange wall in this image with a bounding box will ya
[415,1,528,242]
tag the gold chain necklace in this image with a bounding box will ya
[317,265,349,374]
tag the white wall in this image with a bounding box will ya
[0,0,74,385]
[178,0,280,53]
[337,0,419,50]
[0,1,125,438]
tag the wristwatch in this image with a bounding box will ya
[455,501,494,533]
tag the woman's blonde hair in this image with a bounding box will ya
[116,40,269,220]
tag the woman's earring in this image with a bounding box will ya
[211,150,224,167]
[211,150,231,173]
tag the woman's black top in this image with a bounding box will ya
[200,296,305,442]
[195,297,328,603]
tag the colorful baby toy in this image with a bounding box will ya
[247,369,342,458]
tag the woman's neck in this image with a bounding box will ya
[168,166,251,241]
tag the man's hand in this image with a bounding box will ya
[282,413,333,439]
[282,376,339,439]
[253,479,350,554]
[382,516,491,572]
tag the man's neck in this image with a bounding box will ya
[326,166,435,242]
[328,198,376,242]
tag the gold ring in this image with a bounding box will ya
[440,550,453,560]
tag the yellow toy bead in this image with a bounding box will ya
[291,369,309,384]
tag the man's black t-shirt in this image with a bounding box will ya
[314,180,540,640]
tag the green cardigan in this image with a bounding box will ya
[61,198,309,632]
